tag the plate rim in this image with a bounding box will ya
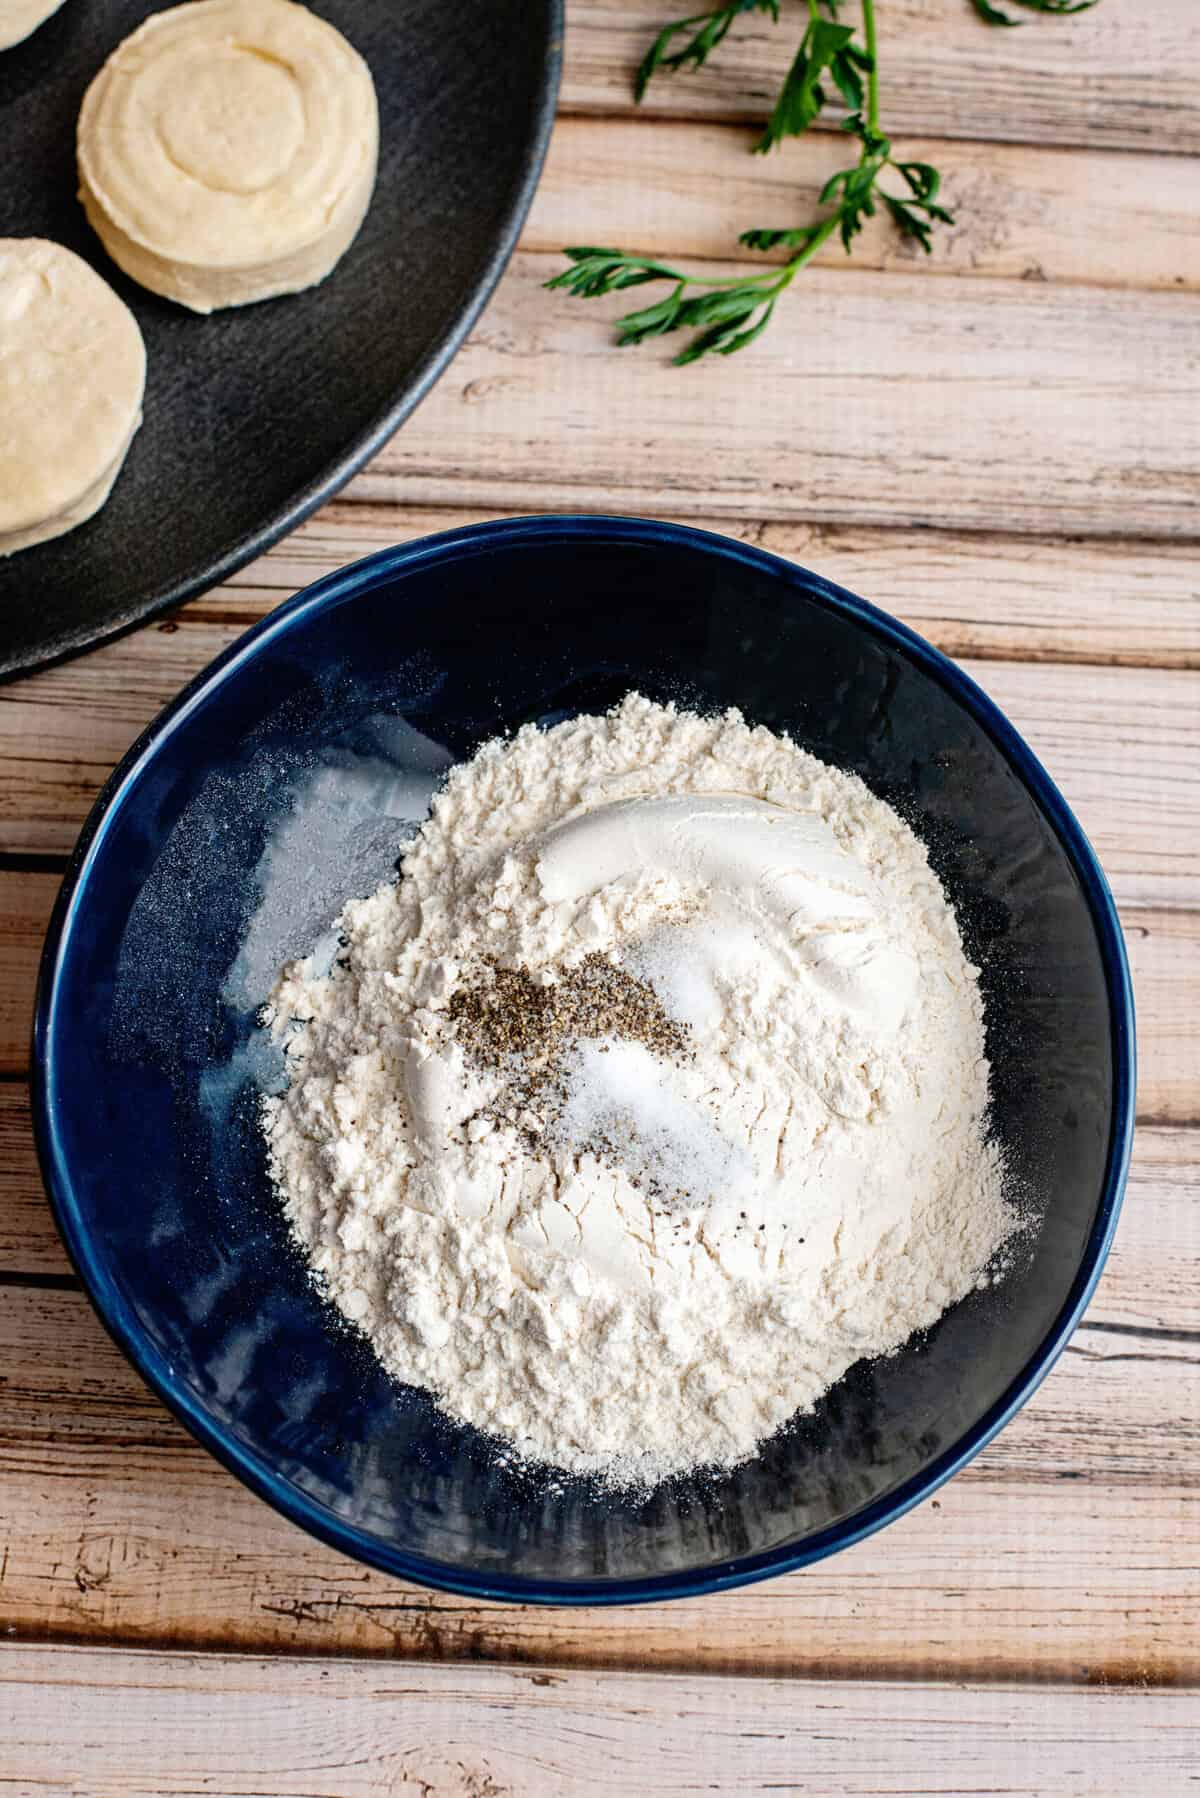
[0,0,564,684]
[31,514,1137,1606]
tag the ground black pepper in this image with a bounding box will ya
[448,954,687,1068]
[448,954,696,1206]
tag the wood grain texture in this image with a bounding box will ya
[532,117,1200,292]
[2,1450,1194,1687]
[1096,1127,1200,1335]
[561,0,1200,156]
[0,868,51,1077]
[1,1453,1194,1686]
[1118,910,1200,1125]
[6,1645,1197,1798]
[0,1086,60,1279]
[356,255,1200,540]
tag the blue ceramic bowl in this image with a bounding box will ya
[33,516,1135,1604]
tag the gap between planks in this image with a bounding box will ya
[3,1639,1197,1698]
[559,0,1200,158]
[3,1645,1196,1798]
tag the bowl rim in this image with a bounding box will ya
[31,513,1137,1607]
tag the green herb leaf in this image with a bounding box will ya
[894,160,942,202]
[829,45,865,113]
[675,297,778,363]
[546,249,689,299]
[970,0,1097,21]
[755,19,856,152]
[613,286,688,344]
[715,297,778,356]
[739,223,824,252]
[634,0,780,101]
[881,192,954,252]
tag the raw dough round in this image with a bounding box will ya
[0,239,145,557]
[77,0,379,313]
[0,0,67,52]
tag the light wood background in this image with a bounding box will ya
[3,1,1199,1791]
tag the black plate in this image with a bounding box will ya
[0,0,561,679]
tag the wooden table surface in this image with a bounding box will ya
[4,2,1200,1791]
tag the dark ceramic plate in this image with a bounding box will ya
[33,517,1136,1604]
[0,0,561,678]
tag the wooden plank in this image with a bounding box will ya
[0,1278,1195,1680]
[561,0,1200,157]
[358,254,1200,540]
[531,116,1200,293]
[0,868,52,1078]
[0,1085,63,1280]
[966,661,1200,915]
[4,645,1200,902]
[4,1647,1198,1798]
[5,1647,1196,1798]
[1120,910,1200,1125]
[1,1443,1194,1688]
[1094,1127,1200,1337]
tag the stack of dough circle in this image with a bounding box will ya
[0,239,145,557]
[0,0,67,51]
[77,0,379,314]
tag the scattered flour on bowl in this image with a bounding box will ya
[262,694,1016,1485]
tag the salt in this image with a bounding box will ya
[555,1036,752,1207]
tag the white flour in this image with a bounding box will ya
[263,694,1015,1484]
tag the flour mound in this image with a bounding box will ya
[263,694,1015,1485]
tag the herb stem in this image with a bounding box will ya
[654,263,784,290]
[781,211,840,281]
[862,0,880,132]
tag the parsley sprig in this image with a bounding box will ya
[549,0,1100,364]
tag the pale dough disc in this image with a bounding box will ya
[77,0,379,313]
[0,0,67,51]
[0,239,146,557]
